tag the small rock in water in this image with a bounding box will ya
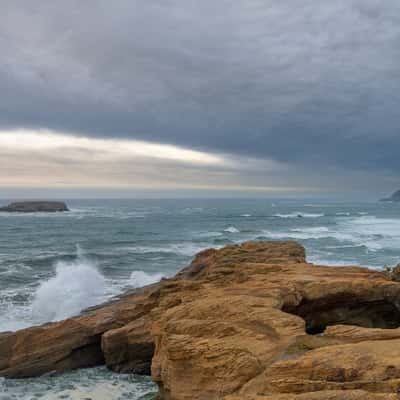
[0,201,69,213]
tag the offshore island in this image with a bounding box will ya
[2,241,400,399]
[380,190,400,202]
[0,201,69,212]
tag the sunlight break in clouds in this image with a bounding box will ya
[0,130,224,165]
[0,129,238,189]
[0,129,308,193]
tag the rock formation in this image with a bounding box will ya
[0,201,69,212]
[380,189,400,202]
[2,241,400,399]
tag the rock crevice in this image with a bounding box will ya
[282,294,400,334]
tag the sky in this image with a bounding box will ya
[1,0,399,198]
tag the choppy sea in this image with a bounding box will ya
[1,198,399,399]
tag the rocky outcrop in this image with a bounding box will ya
[2,241,400,400]
[380,189,400,202]
[0,201,69,212]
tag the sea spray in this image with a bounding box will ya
[31,246,106,322]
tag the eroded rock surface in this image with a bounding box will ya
[2,241,400,400]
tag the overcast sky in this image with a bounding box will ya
[1,0,399,198]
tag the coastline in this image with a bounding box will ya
[2,241,400,399]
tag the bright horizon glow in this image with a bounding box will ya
[0,129,317,194]
[0,129,225,166]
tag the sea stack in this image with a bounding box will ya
[0,201,69,212]
[380,189,400,202]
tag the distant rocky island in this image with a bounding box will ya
[380,190,400,202]
[0,201,69,212]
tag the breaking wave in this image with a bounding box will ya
[224,226,240,233]
[274,212,324,218]
[31,250,106,322]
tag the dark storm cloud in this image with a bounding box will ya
[1,0,400,174]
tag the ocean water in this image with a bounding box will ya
[1,198,400,399]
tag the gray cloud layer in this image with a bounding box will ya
[1,0,400,190]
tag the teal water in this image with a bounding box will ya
[1,198,400,398]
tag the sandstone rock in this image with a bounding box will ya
[0,288,158,378]
[102,317,154,374]
[226,391,400,400]
[0,201,69,212]
[2,241,400,400]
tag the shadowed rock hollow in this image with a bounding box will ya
[282,294,400,334]
[2,241,400,399]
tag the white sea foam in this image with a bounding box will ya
[130,270,164,287]
[338,216,400,251]
[262,227,354,241]
[31,252,106,322]
[325,244,366,249]
[196,231,223,238]
[274,212,324,218]
[181,207,204,214]
[240,214,252,217]
[0,294,32,331]
[0,367,156,400]
[261,215,400,253]
[0,249,168,331]
[124,242,209,257]
[307,256,361,267]
[224,226,240,233]
[0,250,109,331]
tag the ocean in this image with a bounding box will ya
[1,198,399,399]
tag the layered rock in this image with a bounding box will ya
[2,241,400,400]
[0,201,69,212]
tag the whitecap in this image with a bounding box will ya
[307,256,362,267]
[337,215,400,251]
[274,212,324,218]
[261,227,354,241]
[181,207,204,214]
[196,231,223,238]
[224,226,240,233]
[31,252,106,322]
[123,243,210,257]
[129,270,164,287]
